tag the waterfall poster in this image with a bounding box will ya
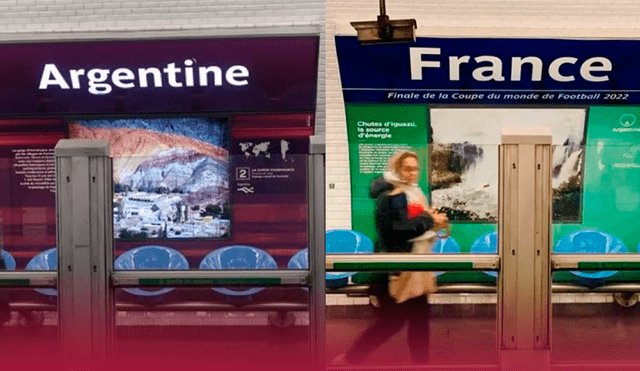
[429,108,587,222]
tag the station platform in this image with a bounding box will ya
[1,300,639,369]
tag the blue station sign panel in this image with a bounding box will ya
[335,36,640,105]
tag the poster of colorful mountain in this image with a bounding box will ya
[69,117,230,240]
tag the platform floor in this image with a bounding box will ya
[0,304,639,369]
[327,315,640,365]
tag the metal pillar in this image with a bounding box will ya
[309,134,326,371]
[498,128,552,371]
[55,139,114,370]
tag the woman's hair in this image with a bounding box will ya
[393,151,419,173]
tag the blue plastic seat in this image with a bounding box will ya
[351,230,375,252]
[287,248,309,270]
[554,230,628,280]
[470,232,498,278]
[200,245,277,297]
[1,250,16,271]
[25,248,57,296]
[287,249,309,292]
[114,245,189,296]
[326,229,374,287]
[432,237,461,276]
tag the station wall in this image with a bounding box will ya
[326,0,640,229]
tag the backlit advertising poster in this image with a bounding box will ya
[69,117,230,240]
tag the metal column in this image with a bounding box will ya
[55,139,114,370]
[498,128,552,371]
[309,135,326,371]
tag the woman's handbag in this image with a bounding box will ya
[388,233,437,304]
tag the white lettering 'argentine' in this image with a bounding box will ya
[39,64,70,90]
[38,60,250,95]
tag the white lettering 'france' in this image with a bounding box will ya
[409,47,612,83]
[38,60,250,95]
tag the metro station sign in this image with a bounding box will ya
[336,36,640,105]
[0,36,319,115]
